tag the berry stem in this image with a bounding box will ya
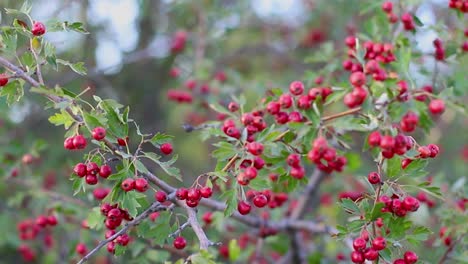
[321,106,362,122]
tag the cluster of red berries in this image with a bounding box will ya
[433,38,445,61]
[400,144,439,168]
[73,162,112,185]
[175,186,213,207]
[401,13,416,31]
[170,30,187,54]
[121,177,148,192]
[399,111,419,133]
[31,21,46,36]
[17,215,58,261]
[222,111,267,140]
[307,137,347,173]
[104,232,131,254]
[381,1,398,24]
[265,81,332,124]
[393,251,419,264]
[350,236,387,263]
[379,194,420,217]
[64,127,107,150]
[100,203,134,230]
[0,73,9,87]
[449,0,468,12]
[368,131,414,159]
[167,89,193,103]
[285,153,305,179]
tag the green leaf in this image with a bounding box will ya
[0,79,24,105]
[228,239,241,261]
[403,159,428,177]
[134,160,150,174]
[212,142,237,160]
[0,31,18,55]
[83,112,106,130]
[56,59,87,75]
[86,207,104,230]
[339,198,360,214]
[48,111,74,129]
[20,1,33,14]
[63,21,89,34]
[149,133,173,146]
[114,244,127,256]
[107,167,130,181]
[152,212,173,244]
[71,177,85,195]
[100,100,128,138]
[155,155,181,180]
[385,156,402,178]
[221,188,238,217]
[121,191,143,217]
[412,15,424,27]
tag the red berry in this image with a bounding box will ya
[287,154,301,167]
[176,188,188,200]
[155,191,167,202]
[253,194,268,208]
[402,196,420,212]
[290,166,305,179]
[121,178,135,192]
[418,146,431,158]
[349,71,366,87]
[160,143,173,155]
[107,208,122,221]
[202,212,213,224]
[246,142,264,156]
[186,199,198,207]
[47,215,58,226]
[428,99,445,115]
[380,135,395,149]
[401,158,413,169]
[99,164,112,178]
[173,236,187,249]
[368,172,381,184]
[64,137,76,150]
[86,162,99,175]
[117,137,127,146]
[134,178,148,192]
[372,237,386,251]
[382,1,393,13]
[93,188,110,200]
[76,243,87,256]
[237,201,252,215]
[31,21,46,36]
[363,248,379,260]
[279,94,293,108]
[72,135,87,149]
[289,81,304,95]
[73,163,87,177]
[368,131,381,147]
[116,234,130,246]
[187,188,201,201]
[353,237,367,252]
[245,167,258,179]
[228,102,239,112]
[394,259,406,264]
[0,73,9,86]
[350,251,364,263]
[107,242,115,254]
[427,144,440,158]
[404,251,418,264]
[200,187,212,198]
[267,101,281,115]
[36,215,48,227]
[92,127,106,141]
[85,174,98,185]
[345,36,356,48]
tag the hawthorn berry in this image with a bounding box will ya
[117,137,127,146]
[246,142,264,156]
[72,135,87,149]
[245,167,258,179]
[121,178,135,192]
[287,153,301,167]
[290,166,305,179]
[289,81,304,95]
[85,174,98,185]
[155,190,167,202]
[35,215,48,227]
[187,188,201,201]
[31,21,46,36]
[363,248,379,261]
[0,73,9,86]
[160,143,173,155]
[200,187,212,198]
[134,178,148,192]
[73,163,87,177]
[382,1,393,13]
[428,144,440,158]
[404,251,418,264]
[372,237,386,251]
[173,236,187,249]
[99,164,112,178]
[253,194,268,208]
[380,135,395,149]
[428,99,445,115]
[402,196,420,212]
[368,131,381,147]
[86,162,99,175]
[176,188,188,200]
[228,102,239,112]
[368,172,381,184]
[349,71,366,87]
[107,242,115,254]
[237,201,252,215]
[186,199,198,207]
[267,101,281,115]
[202,211,213,224]
[353,237,367,252]
[93,188,110,200]
[350,251,364,263]
[108,208,122,220]
[92,127,106,141]
[76,243,87,256]
[116,234,130,246]
[47,215,58,226]
[279,94,293,108]
[64,137,75,150]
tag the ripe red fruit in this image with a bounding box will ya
[173,236,187,249]
[402,196,420,212]
[246,142,264,156]
[92,127,106,141]
[64,136,75,150]
[253,194,268,208]
[85,174,98,185]
[47,215,58,226]
[290,166,305,179]
[368,172,381,184]
[86,162,99,175]
[380,135,395,149]
[36,215,48,227]
[105,230,115,239]
[401,158,413,169]
[186,199,198,207]
[117,137,127,146]
[116,234,130,246]
[368,131,381,147]
[107,242,115,254]
[289,81,304,95]
[427,144,440,158]
[381,1,393,13]
[200,187,213,198]
[187,188,201,201]
[363,248,379,260]
[31,21,46,36]
[202,212,213,224]
[350,251,364,263]
[428,99,445,115]
[121,178,135,192]
[0,73,9,86]
[72,135,87,149]
[176,188,188,200]
[372,237,386,251]
[73,163,87,177]
[353,237,367,252]
[134,178,148,192]
[238,201,252,215]
[107,208,122,220]
[160,143,173,155]
[345,36,356,48]
[99,164,112,178]
[286,154,301,167]
[245,167,258,179]
[93,188,110,200]
[155,191,167,202]
[279,94,293,108]
[349,71,366,87]
[267,101,281,115]
[393,259,406,264]
[418,146,431,158]
[404,251,418,264]
[228,102,239,112]
[76,243,87,256]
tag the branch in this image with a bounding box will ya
[76,202,169,264]
[169,221,191,238]
[438,234,466,264]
